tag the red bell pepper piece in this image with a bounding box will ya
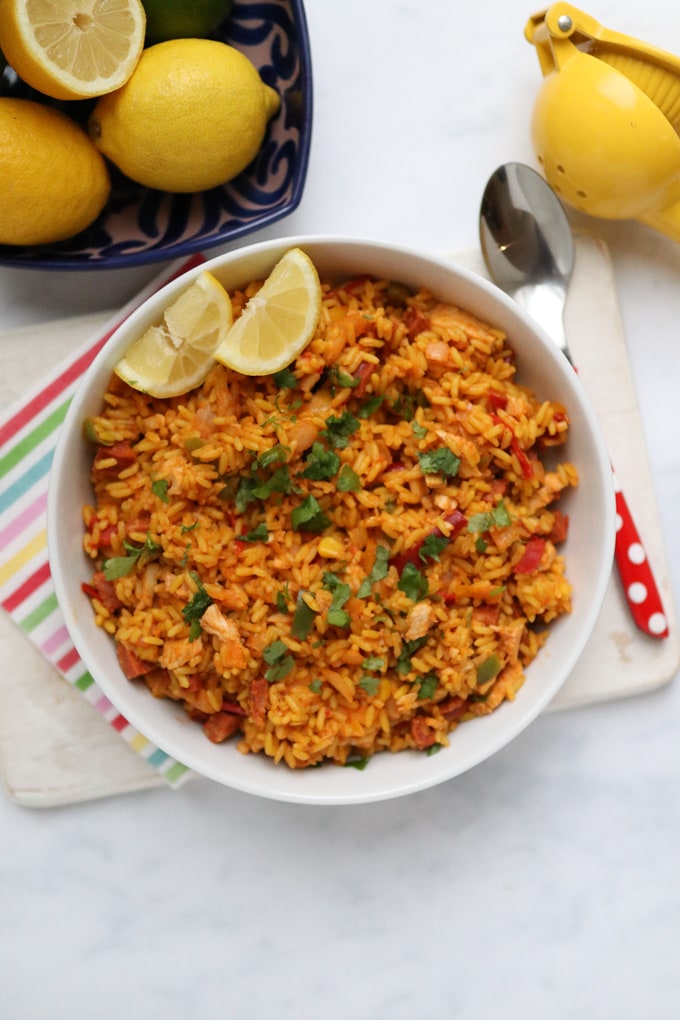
[510,436,534,480]
[513,538,546,575]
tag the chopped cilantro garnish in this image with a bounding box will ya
[252,465,296,500]
[359,674,380,696]
[397,562,429,602]
[272,367,298,389]
[243,522,268,543]
[417,447,461,478]
[151,478,169,503]
[419,533,449,563]
[467,500,512,533]
[357,545,390,598]
[181,520,199,534]
[253,444,289,472]
[276,587,290,613]
[102,533,161,580]
[309,678,323,693]
[411,420,428,440]
[475,537,488,553]
[322,572,352,627]
[182,573,214,640]
[263,639,288,664]
[426,743,443,756]
[321,409,360,449]
[291,593,317,640]
[291,495,331,533]
[234,475,259,512]
[417,674,437,700]
[262,639,295,683]
[363,656,385,672]
[396,636,428,674]
[344,756,369,770]
[300,442,340,481]
[265,656,294,683]
[337,464,361,492]
[358,394,384,418]
[329,366,359,391]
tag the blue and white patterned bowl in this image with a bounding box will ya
[0,0,312,270]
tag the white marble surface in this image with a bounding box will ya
[2,1,680,1017]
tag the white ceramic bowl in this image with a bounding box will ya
[47,236,615,804]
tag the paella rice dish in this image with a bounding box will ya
[81,265,577,769]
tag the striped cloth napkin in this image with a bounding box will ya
[0,254,205,788]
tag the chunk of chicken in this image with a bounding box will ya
[405,601,437,641]
[201,603,249,670]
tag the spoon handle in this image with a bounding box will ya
[612,469,669,638]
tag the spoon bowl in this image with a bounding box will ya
[480,161,574,361]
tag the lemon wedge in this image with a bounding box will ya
[214,248,322,376]
[114,271,232,399]
[0,0,147,101]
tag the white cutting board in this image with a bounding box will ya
[0,235,677,807]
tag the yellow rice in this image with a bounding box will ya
[81,269,577,769]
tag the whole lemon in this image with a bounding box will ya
[0,98,111,246]
[89,39,281,193]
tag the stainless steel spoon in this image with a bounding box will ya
[479,161,668,639]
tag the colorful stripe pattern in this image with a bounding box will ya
[0,254,205,788]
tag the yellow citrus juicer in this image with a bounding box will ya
[524,3,680,240]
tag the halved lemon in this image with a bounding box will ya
[114,271,233,398]
[0,0,147,101]
[214,248,322,376]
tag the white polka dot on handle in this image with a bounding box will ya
[627,542,646,565]
[648,613,668,636]
[627,582,648,605]
[615,512,623,532]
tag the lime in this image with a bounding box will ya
[142,0,233,44]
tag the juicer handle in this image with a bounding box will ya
[637,202,680,244]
